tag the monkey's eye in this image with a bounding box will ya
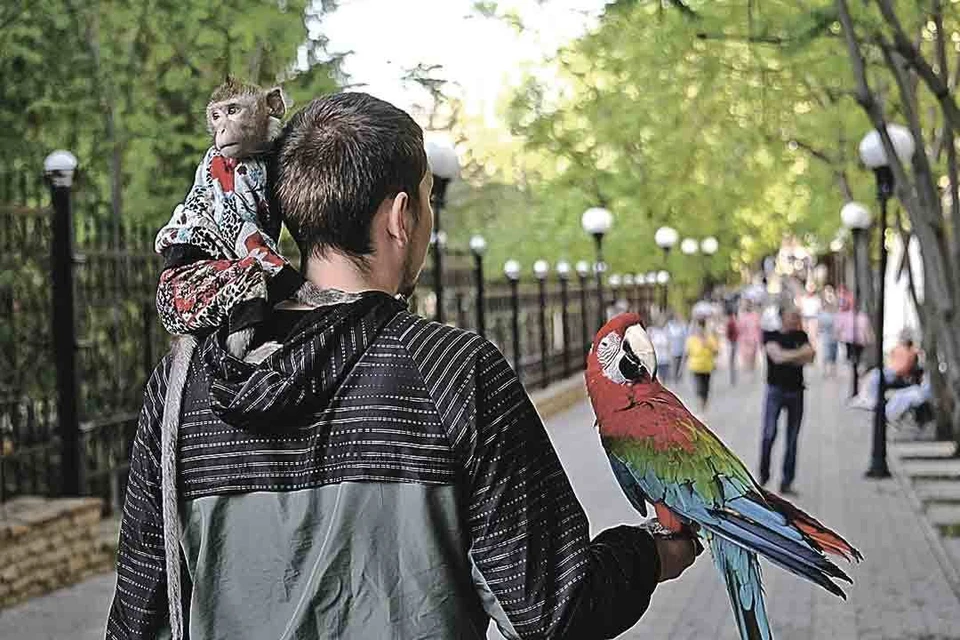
[227,104,239,115]
[211,112,221,121]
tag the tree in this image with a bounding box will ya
[0,0,340,226]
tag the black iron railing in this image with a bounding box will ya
[0,163,657,511]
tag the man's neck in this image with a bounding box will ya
[303,251,399,296]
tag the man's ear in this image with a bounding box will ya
[384,192,412,244]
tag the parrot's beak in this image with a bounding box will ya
[623,325,658,381]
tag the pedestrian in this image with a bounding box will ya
[649,318,673,383]
[685,317,719,412]
[817,300,839,377]
[835,297,873,381]
[666,312,688,383]
[736,300,762,373]
[725,311,739,386]
[106,92,698,640]
[759,307,816,496]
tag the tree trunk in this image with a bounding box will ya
[837,0,960,451]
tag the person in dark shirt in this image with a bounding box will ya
[759,307,816,495]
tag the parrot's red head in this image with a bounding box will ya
[585,313,659,388]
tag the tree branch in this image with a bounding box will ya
[667,0,699,20]
[874,0,960,131]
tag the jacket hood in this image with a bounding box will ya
[201,291,406,430]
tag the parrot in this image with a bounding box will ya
[585,313,862,640]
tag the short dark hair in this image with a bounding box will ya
[273,92,427,261]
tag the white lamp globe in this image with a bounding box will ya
[425,140,460,180]
[44,150,78,187]
[655,226,679,250]
[581,207,614,235]
[623,274,635,286]
[680,238,699,255]
[608,273,622,287]
[858,124,915,168]
[841,201,872,230]
[503,259,521,281]
[533,259,550,279]
[701,237,719,255]
[469,235,487,255]
[646,271,658,284]
[829,238,844,253]
[575,260,591,277]
[556,261,571,278]
[656,270,670,284]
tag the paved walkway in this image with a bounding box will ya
[537,368,960,640]
[2,368,959,639]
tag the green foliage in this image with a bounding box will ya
[0,0,339,225]
[447,0,889,295]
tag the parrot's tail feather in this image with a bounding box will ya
[710,536,773,640]
[760,489,863,562]
[707,508,850,598]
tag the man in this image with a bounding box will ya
[725,311,739,386]
[665,312,688,383]
[685,317,719,412]
[759,307,815,496]
[106,93,697,640]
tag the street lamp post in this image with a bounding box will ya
[534,260,550,388]
[622,274,635,311]
[609,273,622,313]
[681,238,698,302]
[645,271,658,316]
[582,207,614,329]
[45,150,81,497]
[557,261,572,377]
[655,226,678,312]
[504,259,522,381]
[657,270,671,310]
[470,235,487,338]
[840,201,871,399]
[701,236,718,297]
[576,261,591,354]
[425,141,460,324]
[829,238,844,290]
[859,124,915,480]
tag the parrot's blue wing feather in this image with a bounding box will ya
[710,535,772,640]
[607,453,649,516]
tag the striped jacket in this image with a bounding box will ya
[106,291,660,639]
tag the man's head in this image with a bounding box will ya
[273,93,431,297]
[780,307,802,332]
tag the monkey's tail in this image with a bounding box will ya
[161,335,197,640]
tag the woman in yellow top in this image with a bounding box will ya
[685,317,720,411]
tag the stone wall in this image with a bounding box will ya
[0,496,115,609]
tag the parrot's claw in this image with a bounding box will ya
[640,518,705,555]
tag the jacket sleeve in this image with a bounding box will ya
[459,339,661,639]
[106,358,172,640]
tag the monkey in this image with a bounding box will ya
[207,78,286,159]
[154,77,304,355]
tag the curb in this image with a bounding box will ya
[888,447,960,602]
[529,375,587,420]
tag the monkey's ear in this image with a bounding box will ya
[266,87,288,119]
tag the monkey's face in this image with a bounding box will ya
[207,95,269,159]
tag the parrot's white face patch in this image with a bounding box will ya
[597,332,629,384]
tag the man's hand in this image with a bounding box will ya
[655,535,701,582]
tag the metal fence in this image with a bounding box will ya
[0,165,657,512]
